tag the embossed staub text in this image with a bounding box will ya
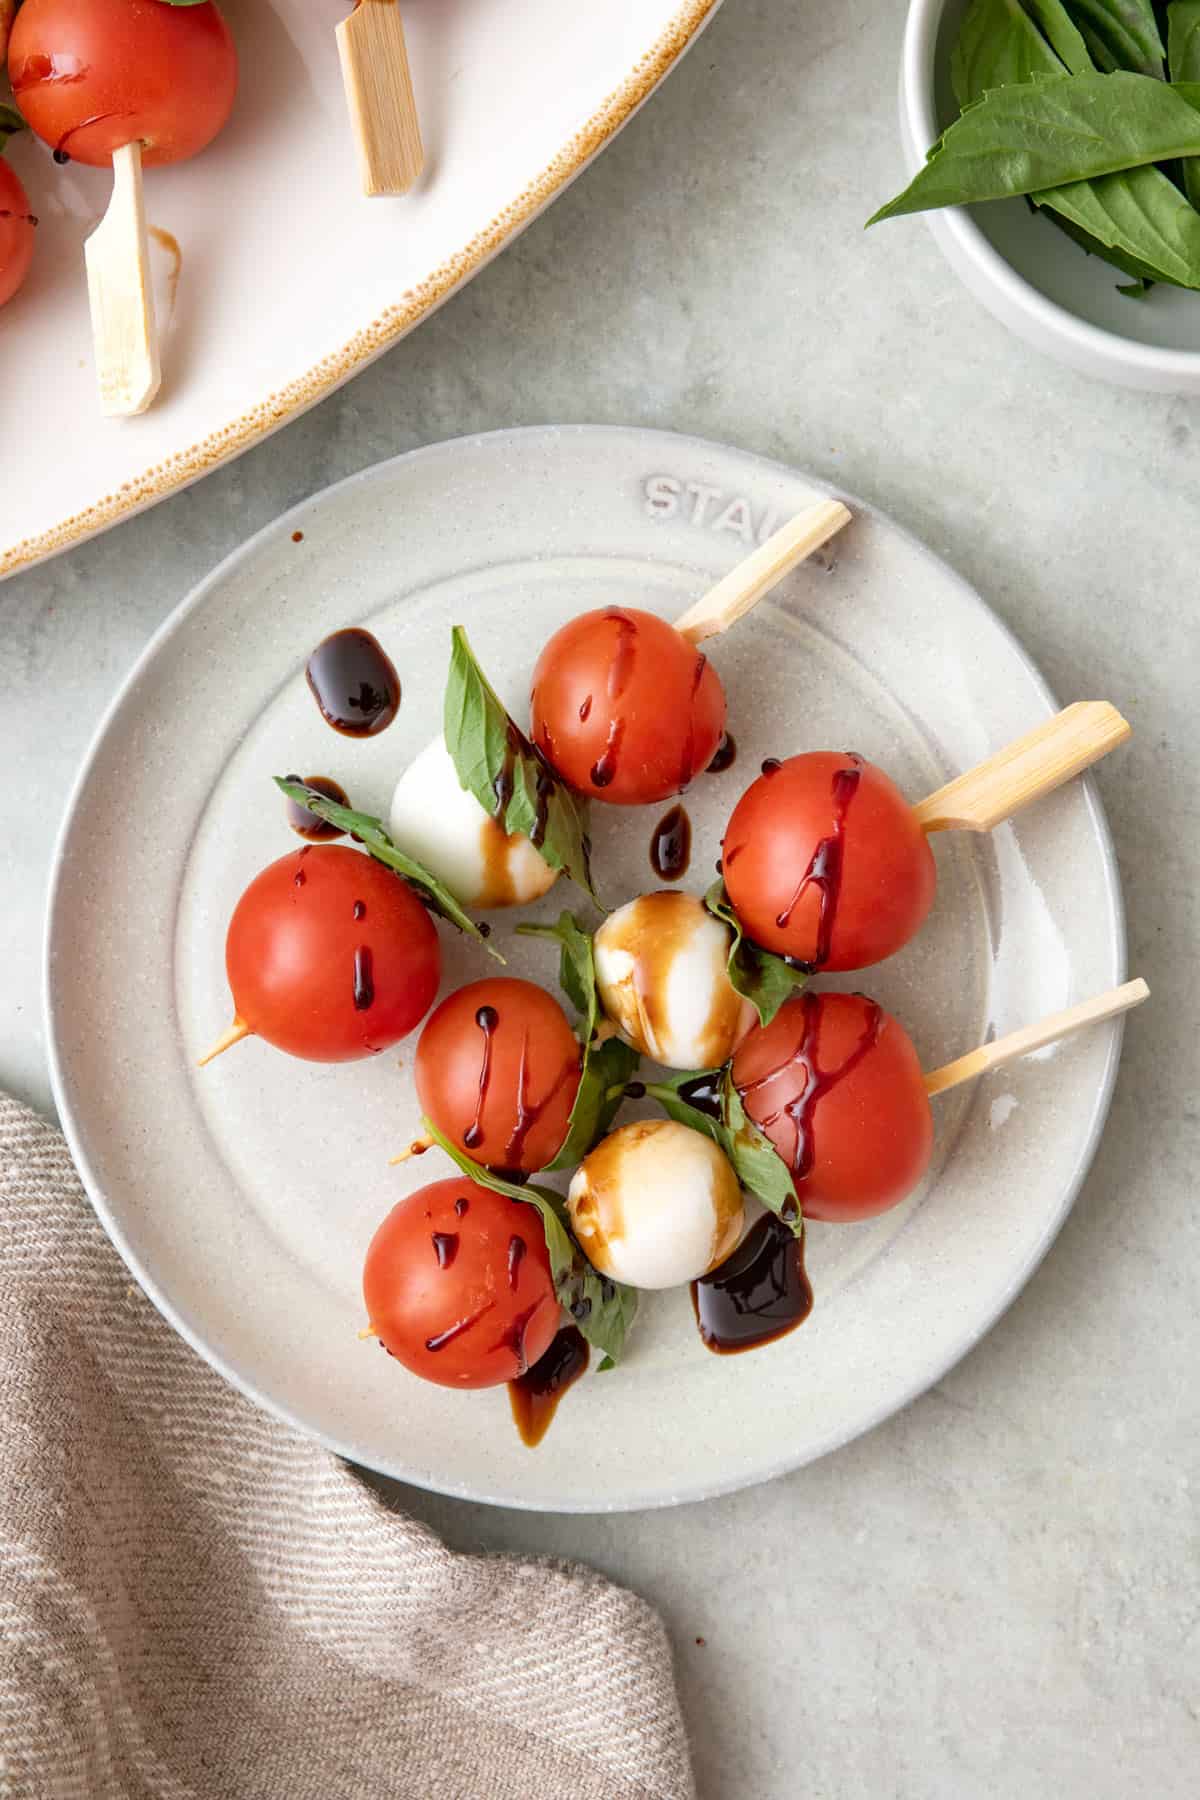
[643,475,783,546]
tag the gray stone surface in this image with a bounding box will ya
[1,2,1196,1795]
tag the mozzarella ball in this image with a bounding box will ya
[567,1119,743,1289]
[389,735,559,909]
[593,891,757,1070]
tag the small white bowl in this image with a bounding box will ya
[900,0,1200,391]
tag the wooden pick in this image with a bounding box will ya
[674,499,852,644]
[84,141,161,417]
[388,1135,433,1166]
[923,978,1148,1098]
[913,702,1130,835]
[196,1018,252,1068]
[336,0,424,197]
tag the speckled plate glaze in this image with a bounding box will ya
[45,426,1125,1512]
[0,0,720,579]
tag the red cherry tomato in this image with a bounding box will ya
[225,846,440,1063]
[530,607,726,806]
[732,991,933,1223]
[416,977,581,1174]
[364,1178,560,1388]
[9,0,237,168]
[0,158,34,308]
[722,751,936,971]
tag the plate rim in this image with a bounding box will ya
[43,423,1128,1512]
[0,0,723,583]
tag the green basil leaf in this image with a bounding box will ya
[951,0,1066,109]
[1064,0,1164,77]
[273,778,503,961]
[720,1070,802,1229]
[1036,161,1200,284]
[444,627,600,905]
[642,1069,801,1234]
[1169,1,1200,206]
[1022,0,1095,72]
[421,1118,638,1365]
[0,104,23,152]
[703,880,807,1028]
[517,911,640,1170]
[868,72,1200,223]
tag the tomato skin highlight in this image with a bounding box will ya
[732,991,933,1223]
[364,1178,560,1388]
[722,751,936,971]
[0,158,34,308]
[9,0,238,168]
[225,846,440,1063]
[530,607,726,806]
[415,978,582,1174]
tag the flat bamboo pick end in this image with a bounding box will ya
[84,140,161,417]
[197,1019,252,1068]
[674,498,852,644]
[388,1135,433,1166]
[923,977,1148,1097]
[914,701,1131,835]
[336,1,424,196]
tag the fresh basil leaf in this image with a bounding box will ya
[444,627,600,905]
[720,1070,802,1229]
[1022,0,1095,72]
[422,1118,638,1365]
[517,911,640,1170]
[869,72,1200,223]
[642,1069,801,1234]
[703,880,807,1028]
[1037,160,1200,283]
[951,0,1066,109]
[1064,0,1164,77]
[274,778,503,961]
[0,104,23,151]
[1169,2,1200,206]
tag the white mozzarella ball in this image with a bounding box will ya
[567,1119,743,1289]
[388,735,559,909]
[593,891,757,1070]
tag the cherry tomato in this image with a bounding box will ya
[364,1178,560,1388]
[722,751,936,971]
[224,846,440,1063]
[0,1,14,64]
[732,991,933,1223]
[415,977,581,1174]
[530,607,726,806]
[9,0,237,168]
[0,158,34,308]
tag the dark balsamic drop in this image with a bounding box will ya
[509,1327,589,1447]
[53,147,71,166]
[306,628,401,736]
[454,1196,470,1217]
[761,757,782,778]
[352,900,366,921]
[507,1234,527,1290]
[623,1080,646,1101]
[493,1302,542,1378]
[285,773,350,840]
[431,1231,459,1269]
[352,946,375,1011]
[589,717,624,790]
[650,805,692,881]
[463,1005,499,1150]
[707,733,737,774]
[691,1215,813,1354]
[773,759,863,964]
[676,1071,723,1120]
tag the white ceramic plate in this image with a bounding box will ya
[0,0,719,580]
[45,425,1126,1512]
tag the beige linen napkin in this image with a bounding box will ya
[0,1095,695,1800]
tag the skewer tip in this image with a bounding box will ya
[196,1018,252,1068]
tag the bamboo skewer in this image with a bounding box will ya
[84,141,161,417]
[674,499,852,644]
[196,1019,251,1067]
[388,1136,433,1166]
[923,979,1148,1098]
[913,702,1130,835]
[336,0,424,197]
